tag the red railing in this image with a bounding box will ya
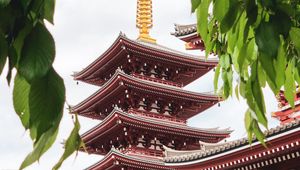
[128,109,187,124]
[132,73,182,87]
[123,147,164,157]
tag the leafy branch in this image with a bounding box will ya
[0,0,83,169]
[192,0,300,144]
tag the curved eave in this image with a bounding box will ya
[82,108,232,146]
[272,104,300,117]
[164,120,300,165]
[174,32,199,42]
[171,24,197,38]
[122,35,217,65]
[71,70,124,115]
[73,33,218,86]
[71,70,221,118]
[73,33,125,82]
[87,149,170,170]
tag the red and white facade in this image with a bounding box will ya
[164,120,300,170]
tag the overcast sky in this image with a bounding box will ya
[0,0,280,170]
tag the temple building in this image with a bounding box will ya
[272,90,300,124]
[171,24,205,51]
[72,0,300,169]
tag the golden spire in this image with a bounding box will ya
[136,0,156,43]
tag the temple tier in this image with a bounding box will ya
[73,34,217,87]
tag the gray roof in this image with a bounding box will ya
[171,24,197,37]
[164,119,300,163]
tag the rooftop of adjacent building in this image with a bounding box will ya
[164,119,300,163]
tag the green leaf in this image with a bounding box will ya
[252,120,266,147]
[12,21,33,64]
[237,44,247,73]
[275,39,287,88]
[250,62,267,128]
[13,74,30,129]
[214,64,221,92]
[213,0,229,22]
[239,79,246,98]
[0,4,16,33]
[29,68,65,142]
[290,27,300,54]
[270,10,291,38]
[255,21,280,58]
[245,109,253,131]
[196,0,210,43]
[53,115,84,170]
[252,80,267,127]
[44,0,55,24]
[257,62,266,87]
[221,68,233,99]
[258,53,278,93]
[245,109,253,144]
[284,59,296,108]
[20,126,59,170]
[220,0,239,33]
[245,0,258,26]
[246,37,256,62]
[191,0,201,13]
[0,0,10,7]
[204,19,216,57]
[235,84,239,100]
[236,12,248,48]
[220,54,230,69]
[18,23,55,82]
[0,33,7,75]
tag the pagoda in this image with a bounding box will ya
[72,0,232,169]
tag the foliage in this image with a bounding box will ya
[53,114,84,170]
[0,0,83,169]
[191,0,300,144]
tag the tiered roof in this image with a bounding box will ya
[73,33,217,86]
[75,2,232,169]
[71,69,220,120]
[82,108,232,155]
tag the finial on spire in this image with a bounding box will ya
[136,0,156,43]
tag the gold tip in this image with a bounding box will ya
[136,0,156,43]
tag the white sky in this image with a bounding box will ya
[0,0,280,170]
